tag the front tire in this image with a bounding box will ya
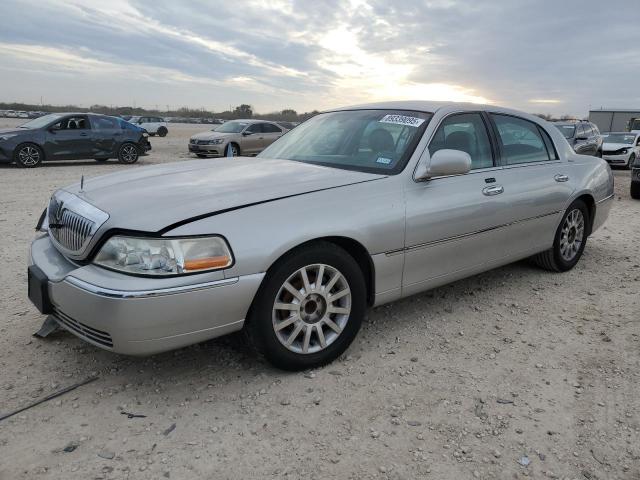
[14,143,44,168]
[627,153,635,170]
[118,143,139,164]
[532,200,589,272]
[631,180,640,200]
[157,127,168,137]
[246,242,366,371]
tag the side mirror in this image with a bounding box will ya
[415,149,472,181]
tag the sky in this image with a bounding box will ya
[0,0,638,116]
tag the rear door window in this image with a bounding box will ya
[491,114,551,164]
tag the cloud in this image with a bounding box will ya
[0,0,637,115]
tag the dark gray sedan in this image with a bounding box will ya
[0,113,151,167]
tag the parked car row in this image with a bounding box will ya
[0,110,47,119]
[0,113,150,167]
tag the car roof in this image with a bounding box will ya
[326,100,553,124]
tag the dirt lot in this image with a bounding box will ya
[0,117,638,480]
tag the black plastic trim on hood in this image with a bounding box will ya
[156,176,387,235]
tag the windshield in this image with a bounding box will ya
[603,133,636,144]
[554,124,575,139]
[214,121,250,133]
[19,113,64,129]
[258,109,432,174]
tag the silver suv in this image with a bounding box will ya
[188,119,286,157]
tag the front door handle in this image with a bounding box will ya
[79,132,88,137]
[482,185,504,196]
[554,174,569,182]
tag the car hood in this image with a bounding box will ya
[0,128,27,136]
[62,157,385,232]
[191,131,235,140]
[602,142,634,150]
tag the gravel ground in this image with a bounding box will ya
[0,118,638,480]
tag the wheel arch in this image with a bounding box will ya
[262,236,376,307]
[569,193,596,236]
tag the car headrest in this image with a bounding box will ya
[369,128,395,152]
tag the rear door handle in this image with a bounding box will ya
[482,185,504,196]
[554,174,569,182]
[79,132,88,137]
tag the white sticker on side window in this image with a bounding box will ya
[379,114,425,127]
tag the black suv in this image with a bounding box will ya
[553,120,603,157]
[0,113,151,167]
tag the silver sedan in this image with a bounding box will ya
[28,101,614,370]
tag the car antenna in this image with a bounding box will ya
[80,175,84,193]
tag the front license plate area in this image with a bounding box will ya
[28,265,53,314]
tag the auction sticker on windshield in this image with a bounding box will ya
[379,114,425,127]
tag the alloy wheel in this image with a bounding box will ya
[18,146,40,166]
[559,209,584,261]
[272,263,351,354]
[121,144,138,163]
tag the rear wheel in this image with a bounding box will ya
[14,143,44,168]
[246,242,366,371]
[631,180,640,200]
[118,143,139,164]
[532,200,589,272]
[157,127,168,137]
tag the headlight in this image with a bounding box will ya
[621,148,629,154]
[142,132,149,138]
[94,235,233,276]
[206,139,224,145]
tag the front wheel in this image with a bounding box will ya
[246,242,366,371]
[118,143,139,164]
[14,143,44,167]
[157,127,168,137]
[631,180,640,200]
[532,200,589,272]
[627,153,635,170]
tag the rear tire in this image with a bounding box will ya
[157,127,168,137]
[245,241,366,371]
[631,180,640,200]
[118,142,139,164]
[14,143,44,168]
[532,200,589,272]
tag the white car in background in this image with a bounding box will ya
[128,116,169,137]
[601,132,640,169]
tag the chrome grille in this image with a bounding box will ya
[50,209,95,252]
[46,190,109,258]
[53,308,113,348]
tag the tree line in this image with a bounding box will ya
[0,102,319,122]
